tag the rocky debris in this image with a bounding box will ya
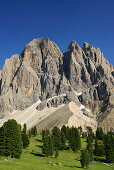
[36,100,47,111]
[66,91,80,106]
[0,37,113,132]
[52,162,62,167]
[4,156,13,162]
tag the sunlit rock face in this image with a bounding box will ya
[0,37,113,132]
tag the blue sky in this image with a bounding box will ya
[0,0,114,69]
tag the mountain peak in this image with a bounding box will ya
[0,37,113,132]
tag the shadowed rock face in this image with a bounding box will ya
[0,38,114,132]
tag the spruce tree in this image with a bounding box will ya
[87,137,92,149]
[52,127,62,150]
[42,129,50,143]
[61,125,67,138]
[21,124,30,148]
[88,147,93,162]
[28,130,31,138]
[94,139,105,156]
[61,131,66,150]
[96,127,104,140]
[104,134,114,163]
[21,133,30,148]
[1,119,22,158]
[68,127,81,151]
[80,148,90,168]
[23,124,27,133]
[0,126,5,155]
[31,126,37,136]
[42,136,54,157]
[86,137,93,162]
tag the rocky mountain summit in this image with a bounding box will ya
[0,38,114,132]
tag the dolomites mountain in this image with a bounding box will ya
[0,38,114,132]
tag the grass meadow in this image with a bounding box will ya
[0,136,113,170]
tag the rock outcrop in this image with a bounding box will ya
[0,38,113,132]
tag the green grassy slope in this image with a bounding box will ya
[0,136,113,170]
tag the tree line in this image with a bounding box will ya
[41,125,81,157]
[0,119,114,168]
[41,125,114,168]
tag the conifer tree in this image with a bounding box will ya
[21,133,30,148]
[31,126,37,136]
[86,137,93,162]
[104,134,114,163]
[61,131,66,150]
[0,119,23,158]
[87,137,92,149]
[88,147,93,162]
[21,124,30,148]
[0,126,5,155]
[96,127,104,140]
[23,123,27,133]
[42,136,54,157]
[61,125,67,138]
[52,127,62,150]
[42,129,50,143]
[68,127,81,151]
[28,130,31,138]
[80,148,90,168]
[94,139,105,156]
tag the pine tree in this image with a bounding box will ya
[55,150,59,158]
[41,129,50,143]
[68,127,81,151]
[34,126,37,136]
[104,134,114,163]
[22,124,27,133]
[87,137,92,149]
[42,136,54,157]
[21,124,30,148]
[61,125,67,138]
[28,130,31,138]
[88,147,93,162]
[31,126,37,136]
[52,127,62,150]
[86,137,93,162]
[94,139,105,156]
[0,119,22,158]
[80,148,90,168]
[21,133,30,148]
[96,127,104,140]
[0,126,5,155]
[61,131,66,150]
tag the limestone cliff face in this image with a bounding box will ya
[0,38,113,132]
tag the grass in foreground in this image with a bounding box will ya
[0,136,113,170]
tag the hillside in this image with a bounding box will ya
[0,135,113,170]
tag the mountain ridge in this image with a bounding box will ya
[0,37,113,132]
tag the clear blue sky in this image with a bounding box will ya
[0,0,114,69]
